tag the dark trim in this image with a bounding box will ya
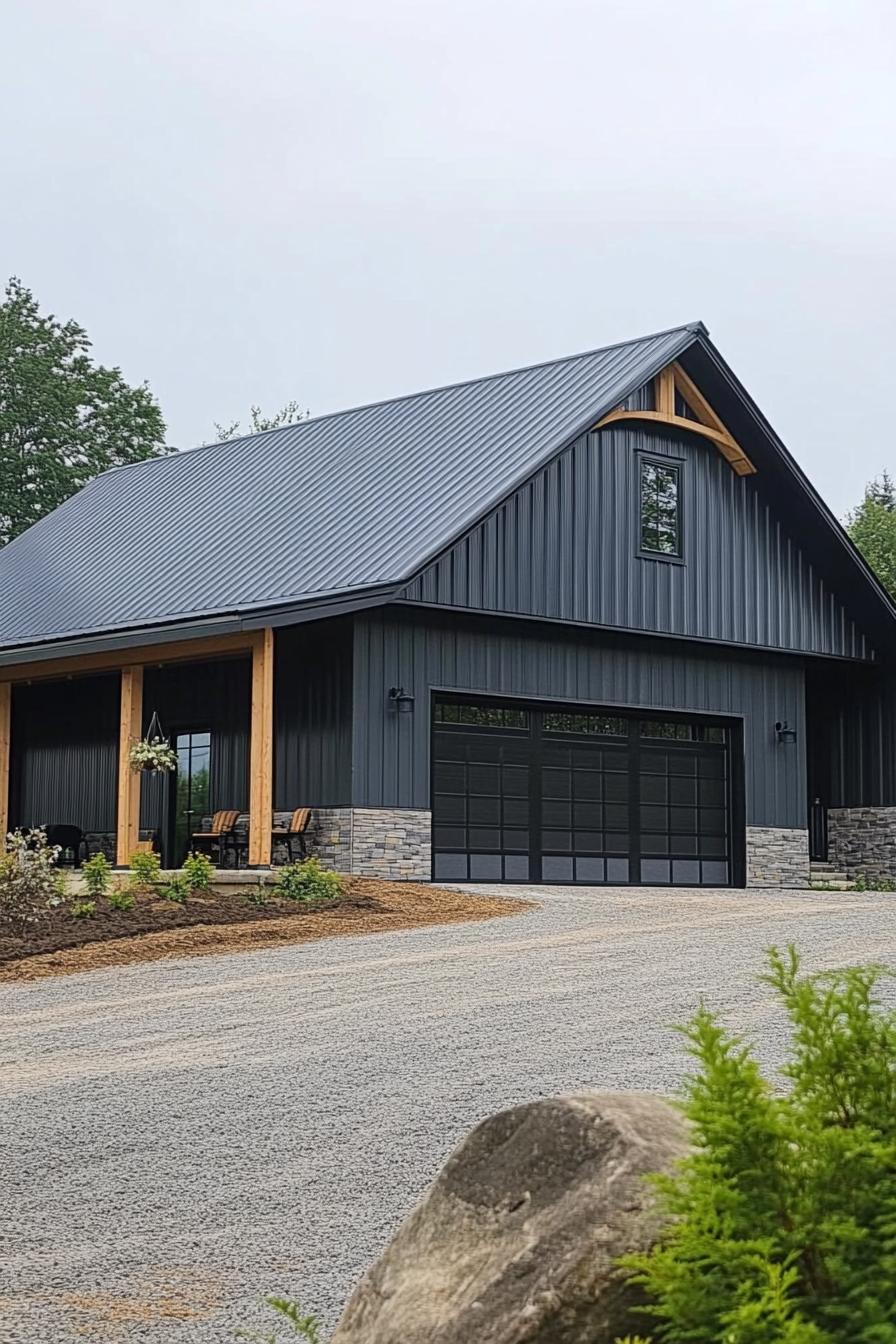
[394,599,880,666]
[0,586,397,670]
[636,449,685,565]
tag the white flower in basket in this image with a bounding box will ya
[129,710,177,773]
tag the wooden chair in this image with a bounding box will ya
[271,808,311,863]
[191,809,240,866]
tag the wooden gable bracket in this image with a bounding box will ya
[595,362,757,476]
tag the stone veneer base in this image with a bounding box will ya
[828,806,896,881]
[308,807,432,881]
[745,826,810,888]
[310,813,812,889]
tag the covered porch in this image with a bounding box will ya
[0,627,317,870]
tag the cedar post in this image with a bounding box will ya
[116,665,144,865]
[248,628,274,866]
[0,682,10,842]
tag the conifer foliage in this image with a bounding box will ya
[622,946,896,1343]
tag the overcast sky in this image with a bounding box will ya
[4,0,894,517]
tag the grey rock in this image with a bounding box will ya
[331,1090,688,1344]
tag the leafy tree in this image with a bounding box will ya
[846,471,896,599]
[0,277,168,545]
[622,946,896,1342]
[213,400,307,442]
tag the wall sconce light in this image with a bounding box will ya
[389,686,415,714]
[775,720,797,745]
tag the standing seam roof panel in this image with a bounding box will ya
[0,326,696,648]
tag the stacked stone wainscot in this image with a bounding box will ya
[745,826,810,888]
[828,806,896,882]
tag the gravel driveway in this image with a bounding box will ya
[4,883,896,1342]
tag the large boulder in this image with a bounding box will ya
[331,1091,688,1344]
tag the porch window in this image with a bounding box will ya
[639,455,682,558]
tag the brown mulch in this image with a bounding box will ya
[0,879,531,983]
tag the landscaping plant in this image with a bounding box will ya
[107,888,135,912]
[619,945,896,1343]
[129,850,161,889]
[70,898,96,918]
[274,857,343,903]
[182,851,214,891]
[81,851,112,899]
[0,828,64,932]
[238,1296,323,1343]
[161,874,190,904]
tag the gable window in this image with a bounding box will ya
[639,455,682,558]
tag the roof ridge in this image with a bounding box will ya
[100,320,706,478]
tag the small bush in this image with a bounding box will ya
[82,851,112,898]
[161,873,190,903]
[107,888,135,912]
[0,828,65,933]
[854,871,896,893]
[71,898,96,918]
[129,849,161,888]
[274,857,343,903]
[182,851,214,891]
[239,1296,323,1342]
[245,880,269,908]
[621,945,896,1342]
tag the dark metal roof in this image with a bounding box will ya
[0,323,701,655]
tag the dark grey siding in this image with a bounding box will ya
[10,674,119,831]
[352,608,806,829]
[275,619,352,807]
[807,664,896,809]
[402,423,872,662]
[141,657,252,828]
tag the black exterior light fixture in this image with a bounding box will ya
[389,686,415,714]
[775,720,797,745]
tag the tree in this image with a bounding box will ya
[0,277,168,546]
[213,400,307,442]
[846,471,896,599]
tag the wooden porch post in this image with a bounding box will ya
[116,665,144,865]
[248,628,274,866]
[0,682,10,841]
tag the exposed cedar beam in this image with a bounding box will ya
[116,665,144,866]
[248,628,274,867]
[596,361,757,477]
[655,366,675,417]
[0,631,256,686]
[0,682,9,842]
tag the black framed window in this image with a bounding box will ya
[639,456,682,558]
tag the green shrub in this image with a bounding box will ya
[621,945,896,1343]
[129,849,161,887]
[71,898,96,918]
[854,872,896,893]
[274,857,343,904]
[183,851,214,891]
[239,1296,323,1342]
[107,888,134,912]
[0,828,65,932]
[82,851,112,898]
[161,874,190,903]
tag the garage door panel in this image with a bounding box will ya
[432,700,734,887]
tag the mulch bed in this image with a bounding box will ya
[0,879,531,982]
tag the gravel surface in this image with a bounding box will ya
[3,883,896,1342]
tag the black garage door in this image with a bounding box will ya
[432,699,738,886]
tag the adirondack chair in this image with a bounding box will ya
[271,807,311,862]
[190,809,240,866]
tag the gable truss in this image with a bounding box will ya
[595,362,757,476]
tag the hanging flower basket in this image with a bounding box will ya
[128,711,177,773]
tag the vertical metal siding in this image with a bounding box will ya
[10,675,119,831]
[352,609,806,828]
[403,423,871,662]
[141,657,251,824]
[275,619,353,807]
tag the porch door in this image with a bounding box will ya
[170,730,211,866]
